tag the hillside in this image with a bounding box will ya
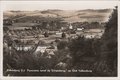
[4,9,112,23]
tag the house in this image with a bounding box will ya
[82,32,103,39]
[56,32,62,37]
[76,27,84,31]
[15,46,32,51]
[35,46,48,53]
[45,49,55,55]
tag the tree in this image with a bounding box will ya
[57,41,68,50]
[68,36,95,65]
[44,31,49,37]
[61,32,66,38]
[96,7,117,76]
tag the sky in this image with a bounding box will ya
[0,1,118,11]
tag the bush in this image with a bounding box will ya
[57,41,68,50]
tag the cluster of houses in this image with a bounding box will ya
[4,19,105,39]
[3,19,105,58]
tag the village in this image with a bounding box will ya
[3,19,105,58]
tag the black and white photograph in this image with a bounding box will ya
[1,1,118,77]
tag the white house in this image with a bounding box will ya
[35,46,48,53]
[77,27,84,31]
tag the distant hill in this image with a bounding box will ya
[4,9,112,23]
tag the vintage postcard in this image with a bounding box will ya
[0,0,119,80]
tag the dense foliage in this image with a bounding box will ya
[68,7,117,76]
